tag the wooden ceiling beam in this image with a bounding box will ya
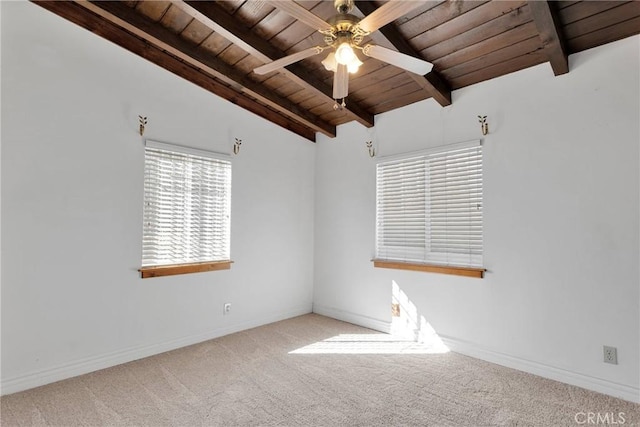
[32,1,318,142]
[177,1,375,128]
[528,0,569,75]
[354,1,452,107]
[82,1,335,138]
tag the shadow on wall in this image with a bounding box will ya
[288,281,449,355]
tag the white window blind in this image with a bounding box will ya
[142,140,231,267]
[376,140,483,268]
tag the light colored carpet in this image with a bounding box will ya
[1,314,638,426]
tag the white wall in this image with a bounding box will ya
[1,2,314,394]
[314,36,640,402]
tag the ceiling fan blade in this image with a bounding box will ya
[333,64,349,99]
[271,1,333,32]
[254,46,323,75]
[357,1,425,33]
[362,44,433,75]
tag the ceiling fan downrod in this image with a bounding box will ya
[335,0,354,14]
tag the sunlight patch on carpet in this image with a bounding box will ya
[291,280,451,355]
[289,333,449,355]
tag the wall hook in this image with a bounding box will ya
[233,138,242,155]
[478,115,488,135]
[365,140,375,158]
[139,115,147,136]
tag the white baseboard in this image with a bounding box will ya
[312,304,391,334]
[312,305,639,404]
[440,335,640,404]
[0,305,311,396]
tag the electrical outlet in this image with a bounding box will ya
[223,303,231,315]
[391,303,400,317]
[603,346,617,364]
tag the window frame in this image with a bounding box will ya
[373,140,485,278]
[139,140,232,278]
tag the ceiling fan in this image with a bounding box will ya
[253,0,433,109]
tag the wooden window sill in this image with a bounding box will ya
[372,259,485,278]
[139,260,233,278]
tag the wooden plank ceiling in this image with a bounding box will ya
[34,1,640,142]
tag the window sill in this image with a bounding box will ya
[139,260,233,278]
[372,259,485,278]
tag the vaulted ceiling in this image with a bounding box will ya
[34,1,640,142]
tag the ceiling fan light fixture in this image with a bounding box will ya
[335,42,356,65]
[322,52,338,72]
[347,56,363,74]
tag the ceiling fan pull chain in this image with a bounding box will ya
[333,98,347,110]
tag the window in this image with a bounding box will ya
[375,140,483,276]
[140,140,232,278]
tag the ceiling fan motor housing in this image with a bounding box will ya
[325,13,366,47]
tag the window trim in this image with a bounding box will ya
[139,260,233,279]
[372,259,485,278]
